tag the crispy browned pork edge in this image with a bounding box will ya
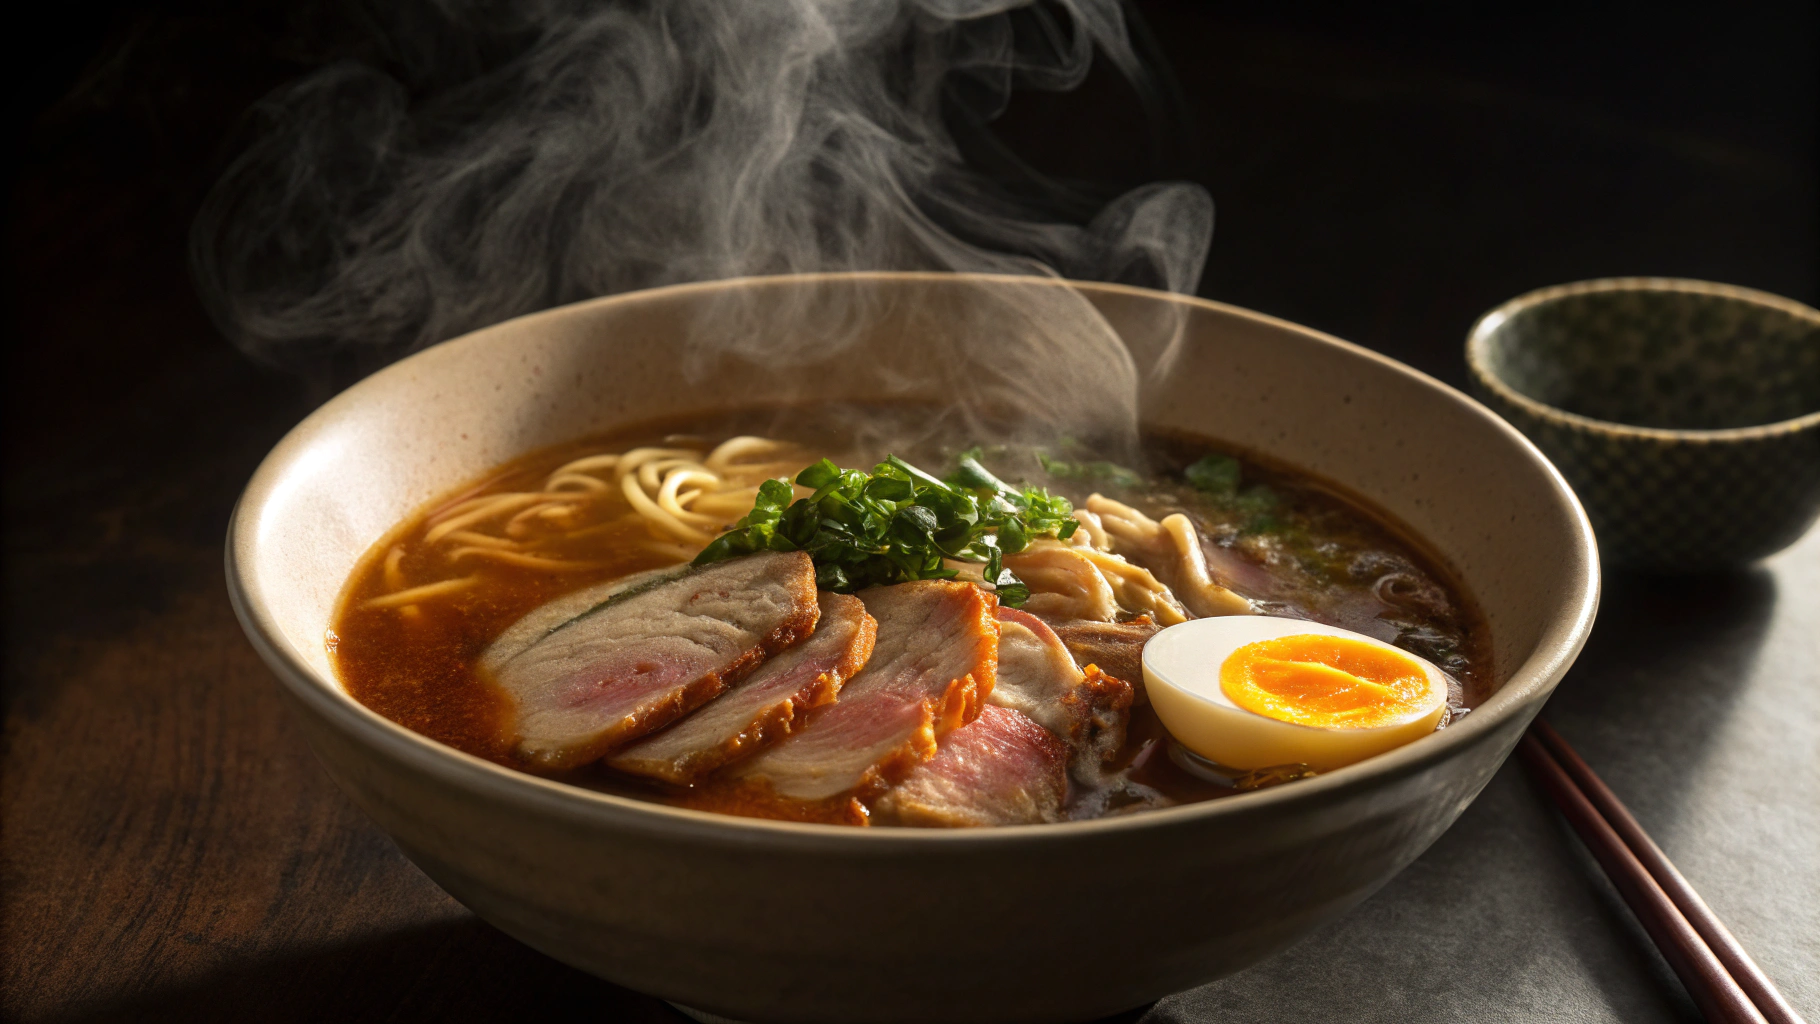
[1064,665,1136,769]
[683,581,999,826]
[993,606,1136,772]
[505,552,821,772]
[606,592,879,784]
[1047,617,1159,704]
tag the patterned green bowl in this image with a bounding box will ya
[1467,277,1820,571]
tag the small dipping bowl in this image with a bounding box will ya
[1467,278,1820,571]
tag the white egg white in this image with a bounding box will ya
[1142,615,1448,773]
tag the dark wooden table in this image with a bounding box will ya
[5,2,1816,1021]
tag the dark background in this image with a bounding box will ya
[5,1,1816,1021]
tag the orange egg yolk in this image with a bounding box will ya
[1220,634,1432,729]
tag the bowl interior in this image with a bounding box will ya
[235,272,1595,781]
[1474,282,1820,431]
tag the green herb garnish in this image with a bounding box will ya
[1184,454,1284,533]
[1037,451,1144,489]
[692,453,1077,606]
[1232,484,1281,529]
[1185,454,1242,496]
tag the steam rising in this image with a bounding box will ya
[192,0,1212,448]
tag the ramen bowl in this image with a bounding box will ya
[227,272,1598,1024]
[1467,277,1820,570]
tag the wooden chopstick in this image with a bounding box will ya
[1529,720,1808,1024]
[1516,728,1776,1024]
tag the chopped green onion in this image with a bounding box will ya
[693,451,1076,606]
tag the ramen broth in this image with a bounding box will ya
[331,406,1491,822]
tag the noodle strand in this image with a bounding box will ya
[387,435,810,608]
[364,576,480,609]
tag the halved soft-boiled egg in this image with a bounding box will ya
[1142,616,1449,773]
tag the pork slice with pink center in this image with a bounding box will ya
[873,704,1070,826]
[609,591,877,784]
[726,580,998,808]
[992,607,1133,778]
[481,550,818,771]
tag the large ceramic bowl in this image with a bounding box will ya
[227,272,1598,1024]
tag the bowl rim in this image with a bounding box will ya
[1465,276,1820,441]
[228,270,1601,847]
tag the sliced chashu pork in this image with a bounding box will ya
[871,606,1132,828]
[873,705,1069,827]
[1046,618,1161,705]
[992,607,1133,776]
[608,591,877,783]
[481,550,818,770]
[717,580,998,820]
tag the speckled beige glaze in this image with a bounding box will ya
[227,273,1598,1024]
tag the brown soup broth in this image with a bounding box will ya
[330,406,1492,817]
